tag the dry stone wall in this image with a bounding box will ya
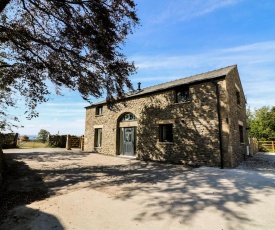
[0,133,18,149]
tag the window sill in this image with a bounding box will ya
[174,100,191,104]
[237,105,242,109]
[95,114,103,117]
[158,142,174,145]
[94,146,102,148]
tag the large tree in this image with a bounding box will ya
[247,106,275,140]
[0,0,139,124]
[37,129,50,142]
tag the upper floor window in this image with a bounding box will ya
[236,91,241,105]
[96,106,103,115]
[175,86,190,103]
[121,113,136,122]
[159,124,173,142]
[239,125,244,143]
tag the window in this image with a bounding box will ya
[96,106,103,115]
[159,124,173,142]
[121,113,136,121]
[236,91,241,105]
[176,86,190,103]
[95,128,102,147]
[239,125,244,143]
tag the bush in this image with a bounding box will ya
[20,135,29,142]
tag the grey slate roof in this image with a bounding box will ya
[87,64,237,107]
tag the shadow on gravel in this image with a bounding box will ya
[1,150,275,229]
[0,153,64,229]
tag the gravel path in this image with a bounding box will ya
[1,149,275,230]
[237,152,275,172]
[0,148,192,224]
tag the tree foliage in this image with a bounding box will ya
[38,129,50,142]
[0,0,139,124]
[247,106,275,140]
[0,56,21,131]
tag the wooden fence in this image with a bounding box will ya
[258,141,275,152]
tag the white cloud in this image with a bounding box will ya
[154,0,241,23]
[130,40,275,109]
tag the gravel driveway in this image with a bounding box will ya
[1,149,275,230]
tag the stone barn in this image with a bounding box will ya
[84,65,248,168]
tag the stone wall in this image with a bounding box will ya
[224,68,248,167]
[0,133,18,149]
[85,81,222,167]
[48,135,67,148]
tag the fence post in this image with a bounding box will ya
[66,135,71,150]
[273,141,275,152]
[80,135,84,151]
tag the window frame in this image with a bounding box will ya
[95,106,103,116]
[236,91,241,106]
[159,124,173,142]
[94,128,102,147]
[239,125,244,144]
[121,113,137,122]
[175,86,190,103]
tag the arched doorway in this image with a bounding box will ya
[118,113,137,156]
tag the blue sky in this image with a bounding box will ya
[10,0,275,136]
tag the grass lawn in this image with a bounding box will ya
[18,141,49,148]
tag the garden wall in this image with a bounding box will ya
[48,135,67,148]
[0,133,18,149]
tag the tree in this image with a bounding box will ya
[0,0,139,126]
[248,106,275,140]
[38,129,50,142]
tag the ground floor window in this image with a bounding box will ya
[95,128,102,147]
[159,124,173,142]
[239,125,244,143]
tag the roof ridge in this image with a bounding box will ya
[137,64,236,91]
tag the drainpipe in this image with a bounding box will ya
[212,81,224,169]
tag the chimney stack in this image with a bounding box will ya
[137,82,141,91]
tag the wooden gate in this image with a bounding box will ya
[66,135,84,150]
[258,141,275,152]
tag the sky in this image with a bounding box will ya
[8,0,275,136]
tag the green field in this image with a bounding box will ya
[18,141,49,148]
